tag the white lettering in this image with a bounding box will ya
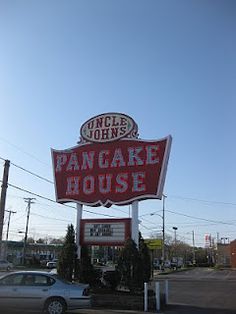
[132,172,146,192]
[99,174,112,194]
[98,150,109,168]
[81,151,95,170]
[83,175,94,194]
[111,148,126,168]
[66,177,79,195]
[128,147,144,166]
[66,153,79,171]
[146,145,159,164]
[115,173,128,193]
[56,154,67,172]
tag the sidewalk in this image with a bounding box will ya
[69,310,161,314]
[69,304,236,314]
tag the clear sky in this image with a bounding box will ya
[0,0,235,247]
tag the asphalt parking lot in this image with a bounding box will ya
[1,267,236,314]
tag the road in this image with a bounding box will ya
[154,267,236,314]
[70,268,236,314]
[1,267,236,314]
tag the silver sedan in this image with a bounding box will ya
[0,270,91,314]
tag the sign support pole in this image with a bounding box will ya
[132,200,139,248]
[76,203,83,259]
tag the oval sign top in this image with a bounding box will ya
[80,112,137,143]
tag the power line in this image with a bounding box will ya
[166,209,236,226]
[1,180,116,218]
[0,156,53,184]
[2,156,236,209]
[31,212,73,223]
[0,137,49,167]
[1,156,236,243]
[169,194,236,207]
[11,162,54,184]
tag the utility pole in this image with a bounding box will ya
[162,194,167,265]
[6,210,16,242]
[192,230,196,265]
[23,198,35,264]
[0,160,10,258]
[4,209,16,258]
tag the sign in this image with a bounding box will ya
[80,112,138,143]
[205,234,211,248]
[80,218,131,246]
[145,239,162,250]
[51,113,172,207]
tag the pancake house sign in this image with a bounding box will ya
[52,113,172,207]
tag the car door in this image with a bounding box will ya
[18,273,55,310]
[0,273,25,309]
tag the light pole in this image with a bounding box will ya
[173,226,178,245]
[149,194,167,267]
[162,194,167,265]
[172,226,178,268]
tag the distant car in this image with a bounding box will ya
[164,260,171,268]
[0,271,91,314]
[0,259,13,271]
[46,261,57,269]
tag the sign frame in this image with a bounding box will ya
[80,218,131,246]
[51,135,172,207]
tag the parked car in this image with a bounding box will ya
[153,258,160,269]
[0,259,13,271]
[0,271,91,314]
[164,260,171,268]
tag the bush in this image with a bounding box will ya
[102,270,121,290]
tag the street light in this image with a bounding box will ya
[18,231,25,264]
[162,194,167,265]
[150,194,167,266]
[172,226,178,267]
[173,226,178,245]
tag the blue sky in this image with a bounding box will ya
[0,0,235,247]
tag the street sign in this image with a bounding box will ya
[145,239,162,250]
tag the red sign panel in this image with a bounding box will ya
[80,218,131,246]
[51,136,171,207]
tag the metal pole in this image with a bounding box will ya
[165,280,169,305]
[144,282,148,312]
[155,281,160,311]
[162,194,166,266]
[132,201,139,248]
[76,203,83,259]
[0,160,10,258]
[173,226,178,267]
[192,230,196,264]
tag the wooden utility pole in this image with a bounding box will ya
[4,209,16,258]
[0,160,10,258]
[6,210,16,241]
[23,197,35,264]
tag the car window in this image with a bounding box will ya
[0,274,24,285]
[23,274,55,286]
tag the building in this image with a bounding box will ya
[216,243,231,267]
[230,240,236,268]
[3,240,62,265]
